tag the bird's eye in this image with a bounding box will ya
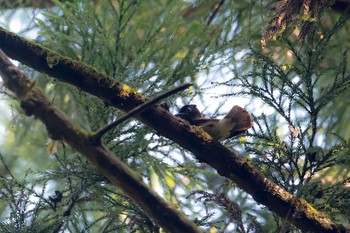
[185,106,192,112]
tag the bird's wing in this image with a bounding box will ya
[191,118,219,126]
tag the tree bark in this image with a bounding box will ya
[0,49,203,233]
[0,27,347,232]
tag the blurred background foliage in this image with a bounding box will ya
[0,0,349,232]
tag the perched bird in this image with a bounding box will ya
[176,104,252,141]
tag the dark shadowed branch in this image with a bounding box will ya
[92,83,192,141]
[0,27,347,232]
[0,49,203,233]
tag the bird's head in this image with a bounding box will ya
[175,104,202,124]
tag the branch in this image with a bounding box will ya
[92,83,192,141]
[0,49,203,233]
[206,0,225,26]
[0,27,347,232]
[0,0,58,10]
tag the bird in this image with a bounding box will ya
[176,104,252,141]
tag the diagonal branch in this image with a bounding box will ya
[0,49,202,233]
[92,83,192,141]
[0,27,347,232]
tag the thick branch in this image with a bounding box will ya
[0,27,347,232]
[0,49,202,233]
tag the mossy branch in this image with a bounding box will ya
[0,27,347,232]
[0,49,203,233]
[92,83,192,141]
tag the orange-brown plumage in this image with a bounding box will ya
[176,105,252,141]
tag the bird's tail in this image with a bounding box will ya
[225,105,252,131]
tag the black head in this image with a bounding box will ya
[176,104,202,123]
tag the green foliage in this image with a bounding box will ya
[1,0,239,231]
[1,0,350,232]
[215,6,350,231]
[0,150,159,232]
[188,190,264,233]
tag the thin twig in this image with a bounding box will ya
[92,83,192,141]
[207,0,225,26]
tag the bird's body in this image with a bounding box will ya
[176,105,252,141]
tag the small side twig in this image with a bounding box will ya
[52,194,79,233]
[92,83,192,141]
[207,0,225,26]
